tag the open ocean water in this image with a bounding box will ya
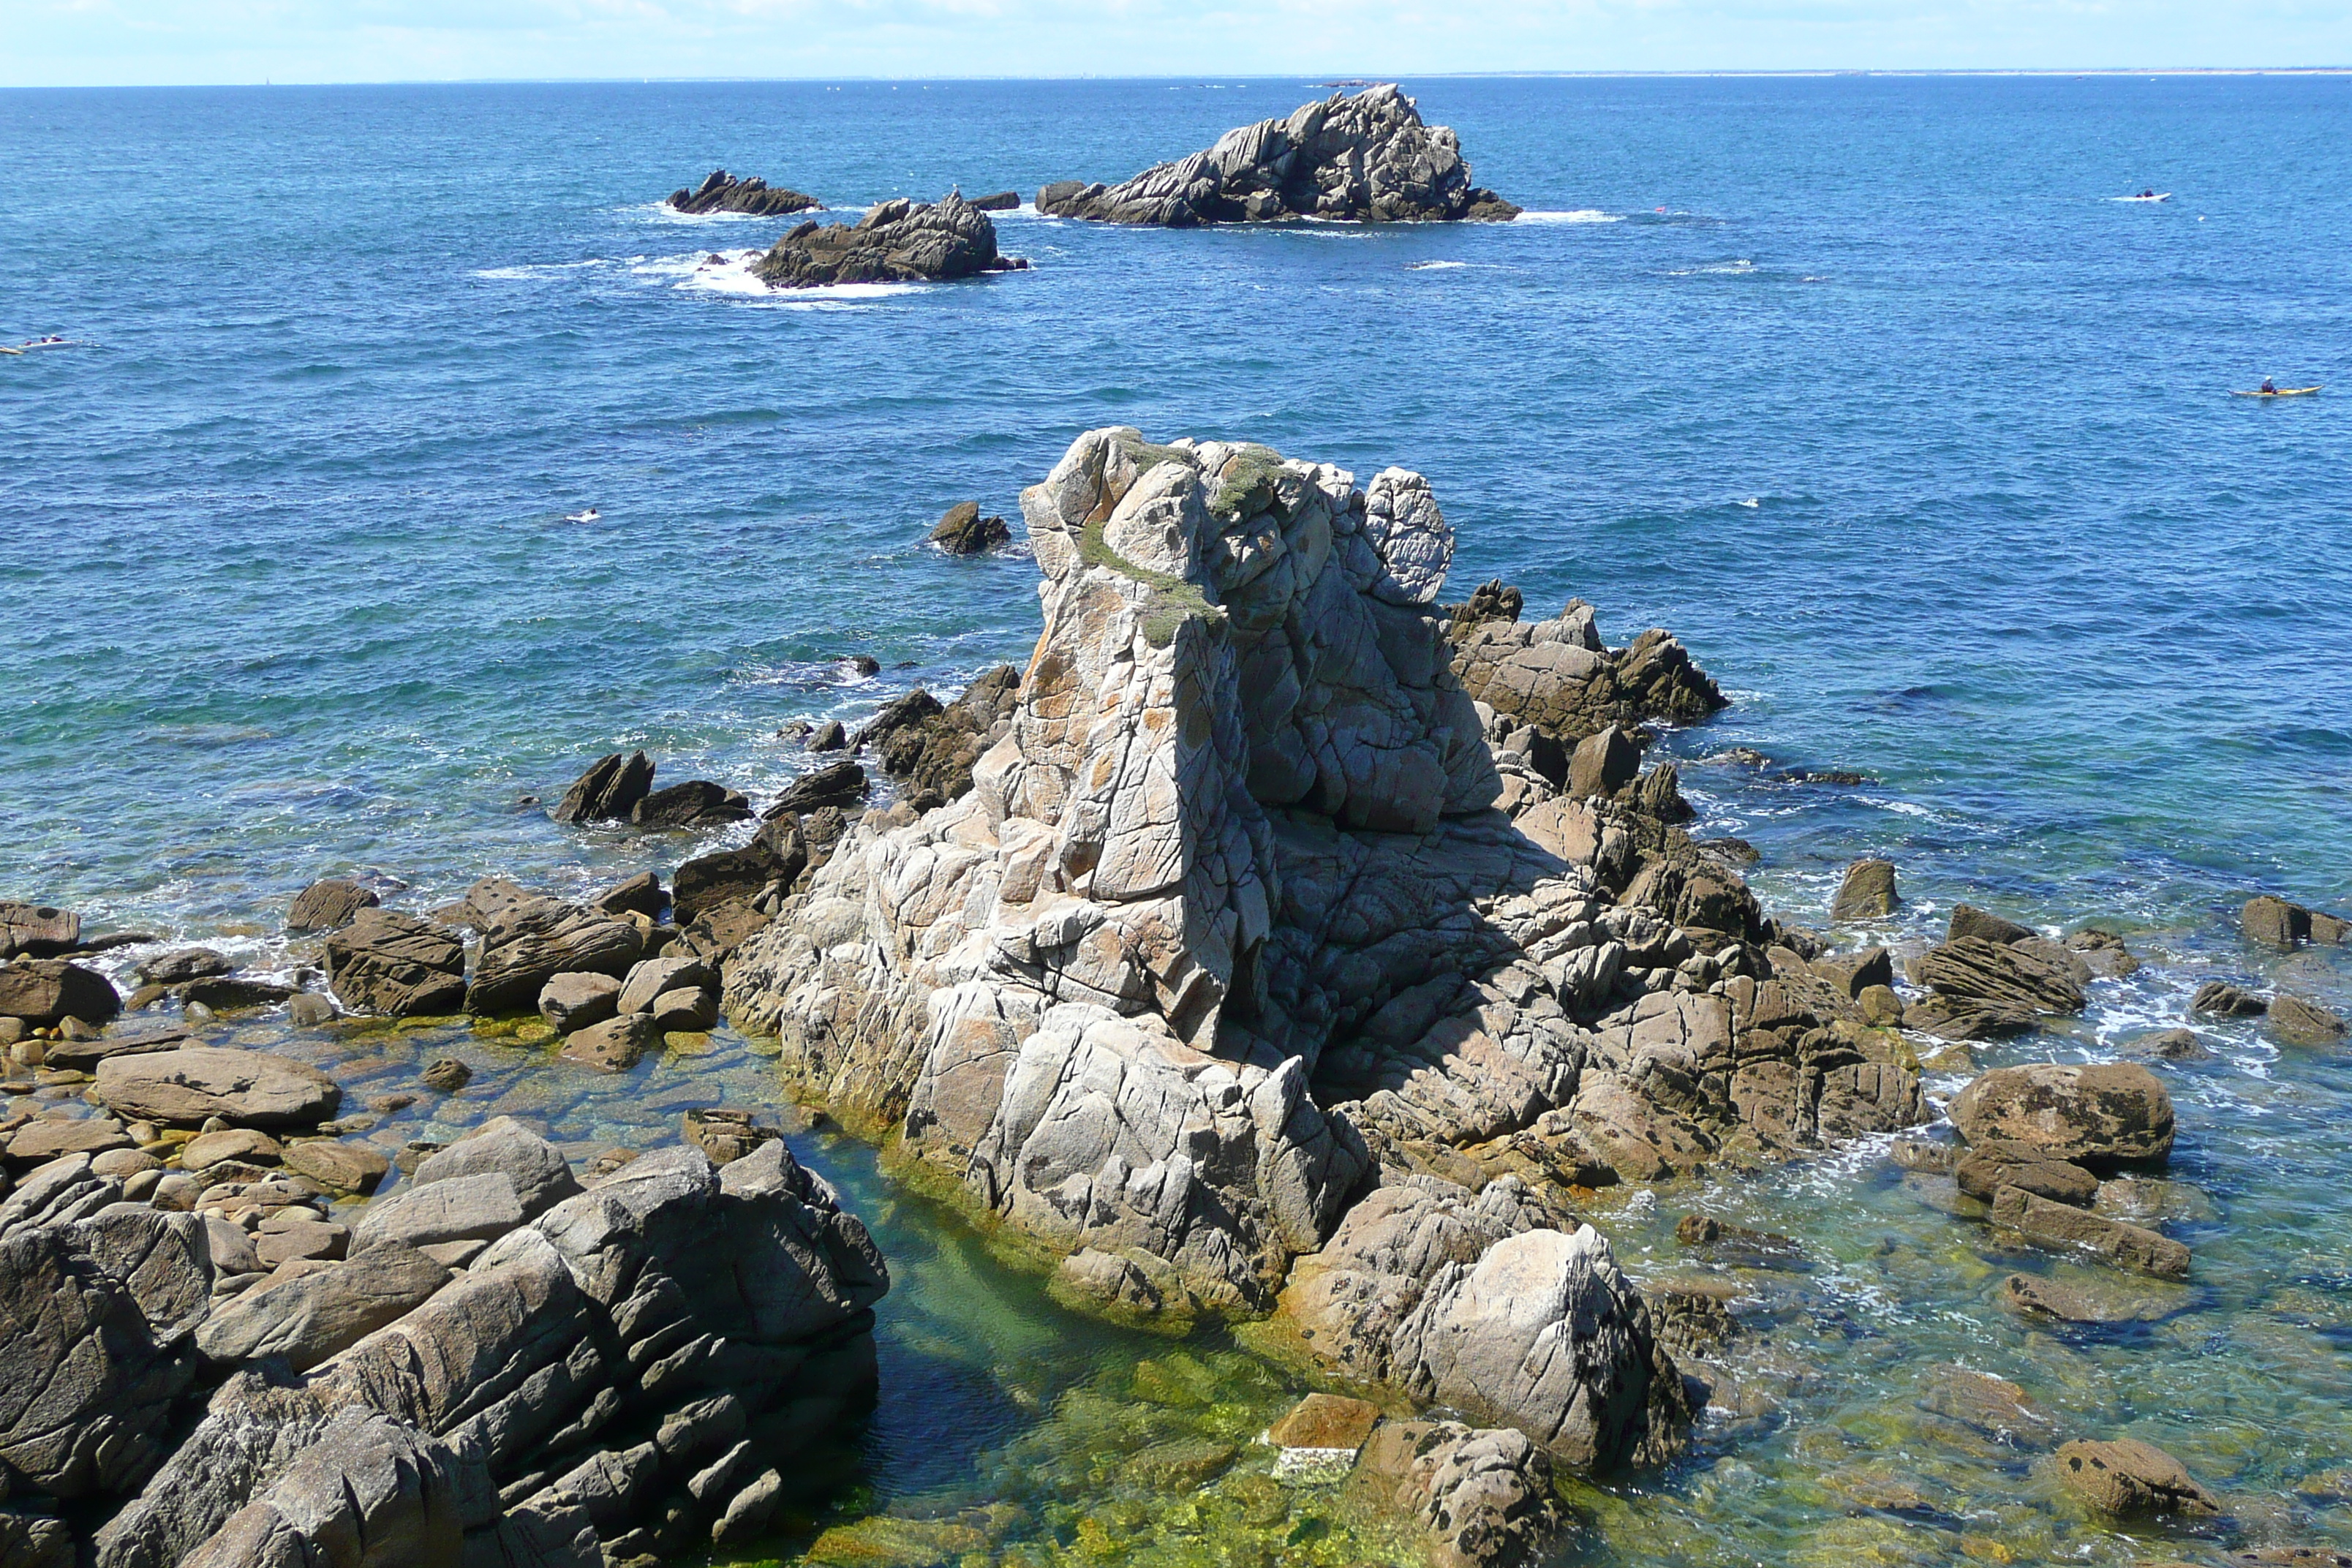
[4,74,2352,1566]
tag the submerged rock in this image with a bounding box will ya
[755,192,1025,288]
[2054,1436,2221,1518]
[668,168,818,216]
[2244,892,2351,950]
[1039,84,1518,225]
[2269,992,2348,1047]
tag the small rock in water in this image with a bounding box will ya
[2054,1436,2221,1518]
[1264,1392,1382,1480]
[2269,993,2348,1048]
[420,1057,472,1093]
[928,500,1014,554]
[2193,979,2268,1017]
[682,1107,777,1166]
[630,780,753,828]
[1999,1270,2176,1324]
[551,749,655,823]
[135,948,233,986]
[559,1011,657,1073]
[970,189,1019,211]
[2127,1026,2214,1062]
[2244,893,2352,950]
[287,992,335,1027]
[1831,859,1901,920]
[807,720,846,753]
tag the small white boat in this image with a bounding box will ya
[2114,192,2171,203]
[564,508,602,524]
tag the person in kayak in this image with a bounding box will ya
[2140,189,2155,198]
[2261,378,2277,394]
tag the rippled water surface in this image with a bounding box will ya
[4,75,2351,1567]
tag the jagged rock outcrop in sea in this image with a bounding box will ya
[1037,84,1520,226]
[755,193,1027,289]
[723,427,1926,1477]
[667,169,819,216]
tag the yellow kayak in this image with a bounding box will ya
[2232,386,2322,397]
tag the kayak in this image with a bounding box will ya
[2115,193,2171,202]
[2232,386,2323,398]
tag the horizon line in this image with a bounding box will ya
[7,66,2352,91]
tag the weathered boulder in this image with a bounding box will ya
[855,668,1022,805]
[195,1243,451,1371]
[1038,85,1518,225]
[412,1117,581,1218]
[551,750,655,823]
[558,1011,657,1073]
[930,500,1013,554]
[1450,598,1725,747]
[2269,992,2348,1047]
[286,878,380,932]
[279,1138,391,1196]
[592,871,667,921]
[970,189,1019,211]
[135,949,233,986]
[1831,859,1900,920]
[1916,936,2085,1022]
[1948,902,2032,944]
[2054,1437,2220,1518]
[617,955,716,1017]
[1949,1063,2173,1167]
[324,909,467,1017]
[769,759,870,817]
[1567,726,1640,801]
[539,970,621,1033]
[467,897,644,1015]
[7,1117,132,1166]
[349,1171,525,1254]
[668,168,818,216]
[1358,1418,1569,1568]
[0,901,80,959]
[93,1047,342,1129]
[630,780,752,827]
[2192,979,2267,1017]
[2244,893,2351,949]
[1990,1187,2190,1278]
[178,976,294,1012]
[1954,1141,2099,1207]
[755,192,1024,288]
[91,1145,888,1568]
[433,875,532,933]
[0,1205,212,1497]
[0,959,121,1027]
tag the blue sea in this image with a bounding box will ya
[6,75,2352,1566]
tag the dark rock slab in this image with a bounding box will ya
[630,781,752,828]
[551,751,655,824]
[929,500,1012,554]
[754,192,1024,288]
[325,909,467,1017]
[668,168,818,216]
[286,879,380,932]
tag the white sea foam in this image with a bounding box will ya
[1667,259,1758,276]
[1513,209,1621,225]
[473,259,612,281]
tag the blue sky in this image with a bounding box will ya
[4,0,2348,87]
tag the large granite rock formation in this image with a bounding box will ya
[1038,84,1519,225]
[0,1130,886,1567]
[667,168,819,216]
[725,427,1926,1474]
[755,193,1026,289]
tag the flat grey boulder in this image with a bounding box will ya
[617,954,715,1017]
[538,970,620,1033]
[286,878,380,932]
[324,908,467,1017]
[1393,1224,1685,1471]
[412,1117,580,1218]
[348,1170,524,1254]
[1950,1063,2174,1168]
[467,897,643,1015]
[93,1047,342,1128]
[1,900,80,959]
[196,1243,451,1370]
[0,1206,212,1497]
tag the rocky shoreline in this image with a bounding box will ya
[7,433,2351,1566]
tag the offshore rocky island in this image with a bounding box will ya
[8,427,2342,1567]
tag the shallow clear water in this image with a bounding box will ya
[4,75,2351,1566]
